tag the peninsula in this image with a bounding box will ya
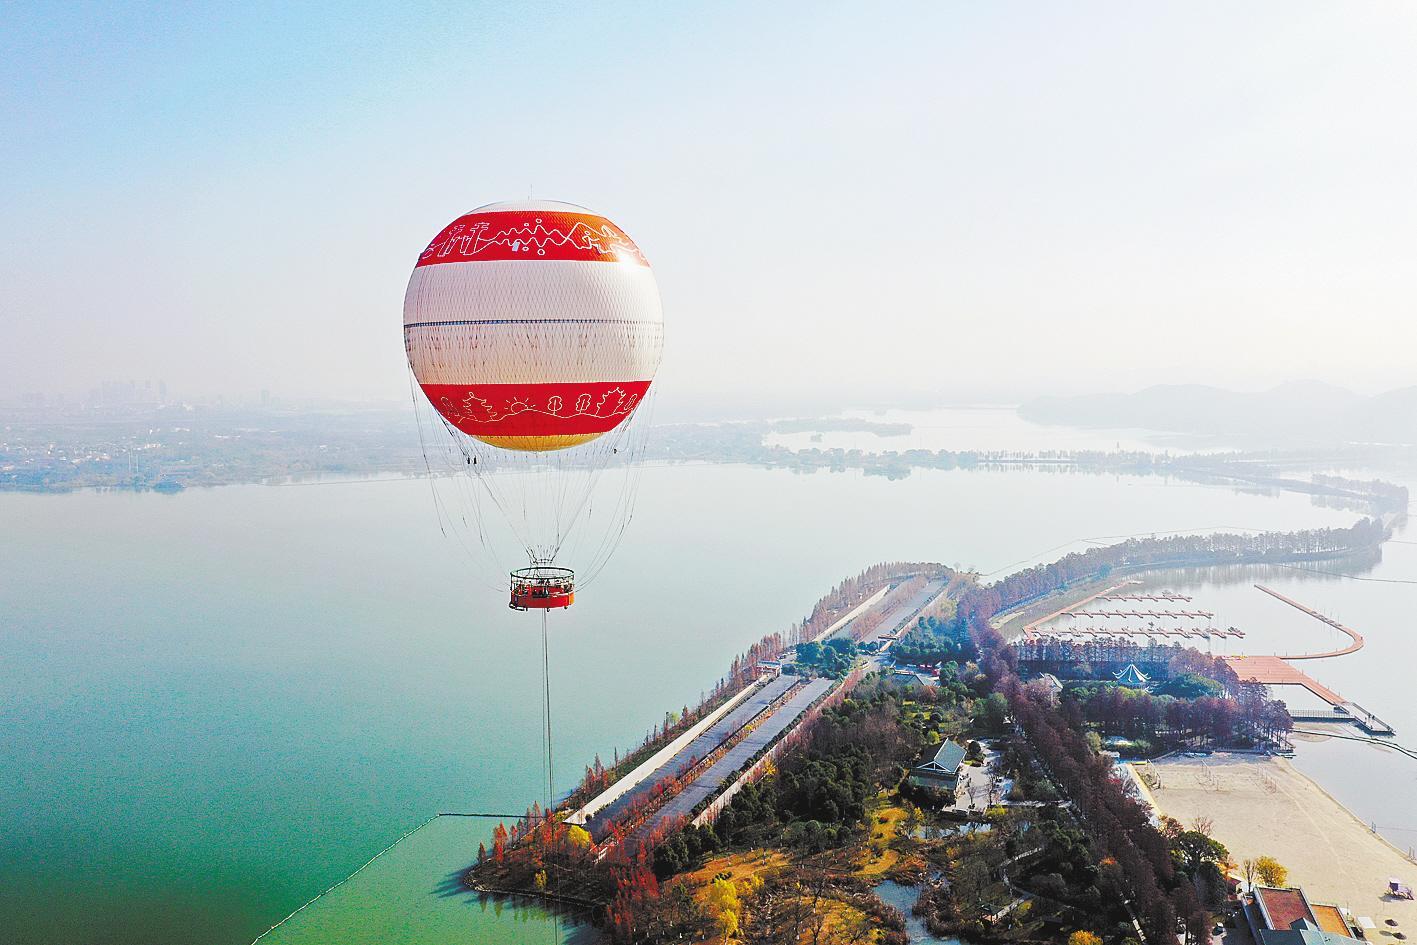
[461,475,1409,944]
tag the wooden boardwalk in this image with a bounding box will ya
[1221,654,1345,704]
[1253,584,1364,659]
[1221,590,1392,734]
[1099,592,1193,603]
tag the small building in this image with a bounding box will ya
[757,652,796,677]
[908,740,967,792]
[1113,663,1150,688]
[886,668,937,690]
[1037,673,1064,703]
[1245,886,1363,945]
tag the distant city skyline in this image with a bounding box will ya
[3,2,1415,405]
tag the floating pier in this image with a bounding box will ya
[1032,587,1236,646]
[1033,625,1243,641]
[1061,608,1217,620]
[1099,591,1194,603]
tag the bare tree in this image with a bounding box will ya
[1241,858,1257,892]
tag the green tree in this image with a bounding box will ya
[977,692,1009,734]
[902,802,925,837]
[1171,830,1229,875]
[795,641,823,665]
[1155,673,1224,699]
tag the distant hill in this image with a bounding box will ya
[1019,382,1417,445]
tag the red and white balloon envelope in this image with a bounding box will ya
[404,201,663,609]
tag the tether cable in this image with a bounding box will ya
[541,608,561,942]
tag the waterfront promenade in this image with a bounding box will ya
[1254,584,1365,659]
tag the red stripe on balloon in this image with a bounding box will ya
[421,380,652,437]
[415,211,649,267]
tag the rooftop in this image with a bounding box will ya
[1255,885,1317,932]
[915,740,967,774]
[1252,919,1363,945]
[1113,663,1151,687]
[1309,904,1349,937]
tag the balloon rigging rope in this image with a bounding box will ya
[577,396,655,587]
[409,371,449,540]
[549,435,619,563]
[411,373,503,591]
[410,388,510,586]
[598,395,656,577]
[560,396,644,582]
[439,416,534,562]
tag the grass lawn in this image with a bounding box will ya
[859,795,909,877]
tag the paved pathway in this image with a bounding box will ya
[638,678,835,837]
[859,577,951,647]
[584,673,800,840]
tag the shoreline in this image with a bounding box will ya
[1290,742,1417,867]
[1140,751,1416,925]
[1133,744,1417,867]
[1287,730,1417,858]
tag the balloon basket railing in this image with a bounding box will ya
[509,566,576,611]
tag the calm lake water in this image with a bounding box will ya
[1,441,1409,944]
[874,878,961,945]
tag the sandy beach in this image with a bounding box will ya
[1135,752,1417,929]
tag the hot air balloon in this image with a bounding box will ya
[403,200,663,610]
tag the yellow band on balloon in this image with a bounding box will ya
[473,433,605,452]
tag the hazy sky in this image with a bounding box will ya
[3,2,1415,406]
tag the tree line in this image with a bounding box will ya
[965,517,1389,621]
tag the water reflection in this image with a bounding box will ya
[874,879,964,945]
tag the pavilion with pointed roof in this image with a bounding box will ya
[1113,663,1150,687]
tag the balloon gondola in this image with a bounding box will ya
[508,566,576,611]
